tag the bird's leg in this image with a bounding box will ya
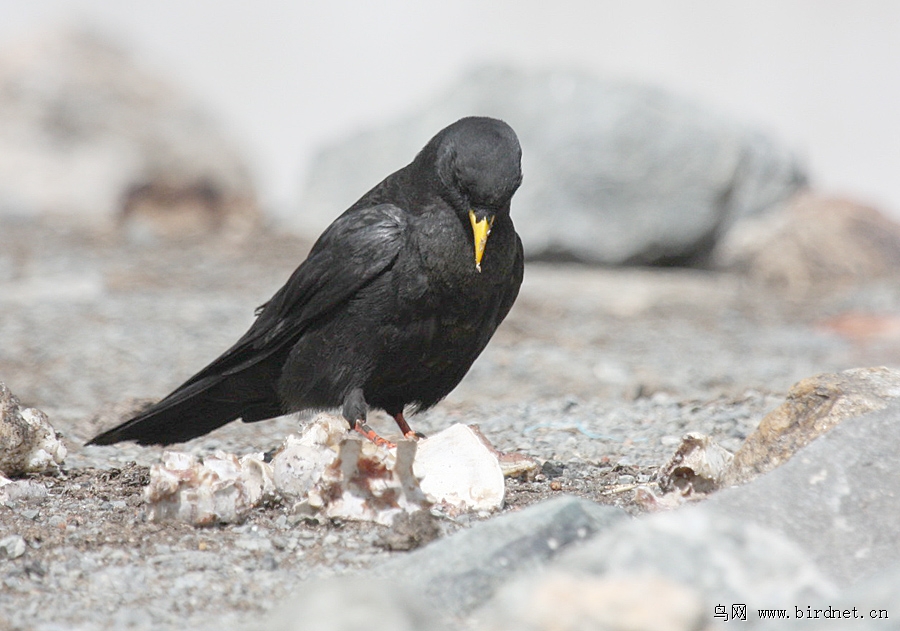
[354,422,396,449]
[342,388,396,448]
[392,411,426,440]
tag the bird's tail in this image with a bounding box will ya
[87,368,284,446]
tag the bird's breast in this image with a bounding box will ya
[384,213,516,348]
[409,211,517,289]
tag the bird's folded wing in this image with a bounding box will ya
[174,204,410,389]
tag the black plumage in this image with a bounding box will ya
[88,116,524,446]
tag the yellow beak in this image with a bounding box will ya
[469,210,494,272]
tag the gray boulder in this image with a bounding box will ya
[555,506,833,607]
[372,495,625,615]
[752,566,900,630]
[0,28,259,238]
[710,400,900,585]
[267,577,447,631]
[477,506,833,630]
[298,65,805,265]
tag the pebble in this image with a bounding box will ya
[322,533,340,546]
[270,536,288,550]
[47,515,67,529]
[0,534,27,559]
[234,536,273,553]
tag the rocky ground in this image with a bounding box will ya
[2,218,900,630]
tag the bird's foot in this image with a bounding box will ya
[393,412,426,441]
[353,420,397,449]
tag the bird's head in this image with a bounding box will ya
[428,117,522,271]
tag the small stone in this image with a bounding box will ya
[270,536,288,550]
[540,461,565,479]
[660,435,682,447]
[0,478,48,505]
[0,534,27,559]
[270,415,344,499]
[377,510,441,551]
[144,450,275,525]
[413,424,505,514]
[322,533,340,546]
[261,555,278,571]
[234,536,272,553]
[47,515,67,529]
[658,432,733,497]
[0,382,66,476]
[308,435,427,526]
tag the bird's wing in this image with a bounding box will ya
[176,203,410,388]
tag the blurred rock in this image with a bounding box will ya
[145,450,275,525]
[376,508,441,551]
[657,431,733,497]
[0,27,260,238]
[0,477,48,506]
[146,415,506,527]
[479,571,705,631]
[711,400,900,585]
[752,567,898,630]
[717,194,900,294]
[278,415,503,524]
[724,367,900,485]
[303,435,428,527]
[270,413,345,499]
[638,432,734,510]
[413,423,505,514]
[818,312,900,345]
[0,534,27,559]
[268,577,448,631]
[298,65,805,265]
[0,381,66,476]
[558,506,834,610]
[373,495,626,615]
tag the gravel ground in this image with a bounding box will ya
[2,218,899,630]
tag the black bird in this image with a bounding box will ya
[88,116,524,446]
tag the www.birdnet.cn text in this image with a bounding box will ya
[714,604,889,622]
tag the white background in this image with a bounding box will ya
[2,0,898,218]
